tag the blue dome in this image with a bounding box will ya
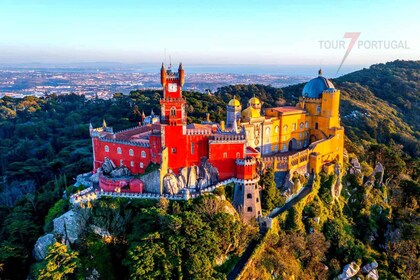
[302,74,335,98]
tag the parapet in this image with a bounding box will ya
[236,157,257,166]
[209,134,246,143]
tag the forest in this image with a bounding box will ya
[0,60,418,279]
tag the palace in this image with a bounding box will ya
[90,63,344,220]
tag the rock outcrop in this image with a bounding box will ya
[371,162,384,186]
[338,262,360,280]
[332,163,343,198]
[366,269,379,280]
[361,261,378,274]
[33,233,56,261]
[163,159,219,194]
[53,210,86,244]
[101,157,131,177]
[140,170,161,193]
[349,157,362,175]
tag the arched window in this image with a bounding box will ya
[275,126,279,133]
[300,122,304,129]
[317,105,321,113]
[130,161,134,167]
[140,162,144,168]
[117,147,122,154]
[105,145,109,152]
[236,152,240,158]
[223,152,227,158]
[129,149,134,156]
[256,198,259,202]
[292,123,296,131]
[141,151,146,158]
[283,125,288,132]
[247,207,253,212]
[315,122,319,129]
[170,107,176,117]
[305,121,309,128]
[265,127,270,136]
[247,193,252,199]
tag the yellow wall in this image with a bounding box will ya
[278,113,308,152]
[242,88,344,174]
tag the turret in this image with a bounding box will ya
[178,63,185,86]
[160,63,167,86]
[141,111,146,123]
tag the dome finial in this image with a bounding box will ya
[318,68,323,76]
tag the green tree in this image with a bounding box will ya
[261,168,281,211]
[38,242,80,280]
[125,233,170,280]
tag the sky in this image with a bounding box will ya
[0,0,418,68]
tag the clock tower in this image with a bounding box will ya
[160,62,188,173]
[160,63,186,126]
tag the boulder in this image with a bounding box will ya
[362,261,378,274]
[349,157,362,175]
[367,269,379,280]
[53,210,86,244]
[90,224,111,239]
[338,262,360,280]
[373,162,384,186]
[163,171,179,194]
[33,233,56,261]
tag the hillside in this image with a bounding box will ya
[0,60,418,279]
[280,60,420,159]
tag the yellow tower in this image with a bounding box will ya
[298,69,344,173]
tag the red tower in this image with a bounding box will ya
[160,63,186,126]
[160,63,188,172]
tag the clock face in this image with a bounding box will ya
[168,83,178,92]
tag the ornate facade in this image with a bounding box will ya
[90,65,344,220]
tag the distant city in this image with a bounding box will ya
[0,64,363,99]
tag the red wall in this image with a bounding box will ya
[149,134,162,163]
[93,138,151,174]
[164,125,187,173]
[99,175,144,193]
[160,98,185,126]
[186,134,210,167]
[209,142,245,180]
[164,77,182,99]
[236,162,257,180]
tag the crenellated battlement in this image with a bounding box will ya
[160,97,186,103]
[98,137,150,147]
[186,129,212,135]
[209,134,246,143]
[299,96,321,102]
[236,157,256,166]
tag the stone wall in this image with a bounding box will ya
[140,170,161,194]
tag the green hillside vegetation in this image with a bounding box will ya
[0,60,418,279]
[281,60,420,160]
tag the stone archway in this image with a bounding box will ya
[288,138,298,151]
